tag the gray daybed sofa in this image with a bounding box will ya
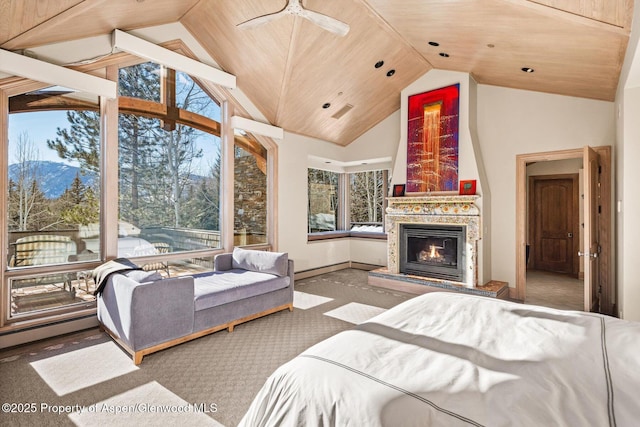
[97,248,294,364]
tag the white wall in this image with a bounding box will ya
[478,85,615,291]
[619,87,640,320]
[343,110,400,165]
[614,0,640,321]
[276,132,349,272]
[276,119,399,271]
[345,112,400,266]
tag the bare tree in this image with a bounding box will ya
[350,170,385,226]
[10,132,44,231]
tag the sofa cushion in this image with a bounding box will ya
[193,270,290,311]
[123,270,163,283]
[231,247,288,277]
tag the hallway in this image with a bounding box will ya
[525,270,584,311]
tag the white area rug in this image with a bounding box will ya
[68,381,222,426]
[293,291,333,310]
[30,341,138,396]
[323,302,386,324]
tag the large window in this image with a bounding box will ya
[308,168,388,236]
[2,51,275,326]
[7,91,101,317]
[349,170,386,233]
[117,63,222,255]
[308,168,339,233]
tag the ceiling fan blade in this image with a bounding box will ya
[237,10,287,29]
[299,9,350,37]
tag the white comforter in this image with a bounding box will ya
[240,292,640,426]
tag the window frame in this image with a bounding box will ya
[116,62,225,256]
[307,167,389,242]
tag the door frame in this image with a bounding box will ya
[515,146,613,314]
[528,173,580,277]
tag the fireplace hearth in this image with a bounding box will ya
[400,224,465,281]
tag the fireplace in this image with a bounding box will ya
[400,224,466,281]
[386,195,480,288]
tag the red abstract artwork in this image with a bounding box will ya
[407,84,459,192]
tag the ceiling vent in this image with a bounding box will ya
[331,104,354,119]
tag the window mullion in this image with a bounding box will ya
[102,65,120,260]
[338,173,348,231]
[221,100,235,251]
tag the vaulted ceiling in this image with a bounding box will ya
[0,0,633,146]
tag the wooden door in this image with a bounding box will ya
[583,146,600,312]
[530,175,579,276]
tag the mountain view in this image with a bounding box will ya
[8,161,98,199]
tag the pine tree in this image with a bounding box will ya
[39,61,218,234]
[188,154,221,231]
[58,173,99,226]
[46,110,100,173]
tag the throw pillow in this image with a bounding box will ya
[232,247,288,277]
[123,269,163,283]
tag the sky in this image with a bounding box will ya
[8,111,73,165]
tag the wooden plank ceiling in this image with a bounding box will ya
[0,0,633,146]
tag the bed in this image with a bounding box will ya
[239,292,640,426]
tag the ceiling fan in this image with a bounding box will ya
[237,0,350,37]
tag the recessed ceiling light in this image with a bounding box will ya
[487,43,495,48]
[428,41,440,46]
[386,69,395,77]
[322,102,331,109]
[521,67,534,73]
[374,60,384,68]
[439,52,450,58]
[325,161,332,164]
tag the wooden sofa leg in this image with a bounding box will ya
[134,352,143,365]
[228,324,235,333]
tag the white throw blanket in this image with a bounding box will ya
[240,292,640,426]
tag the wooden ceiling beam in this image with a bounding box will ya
[8,93,98,113]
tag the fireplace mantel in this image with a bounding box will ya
[386,194,481,287]
[387,195,480,216]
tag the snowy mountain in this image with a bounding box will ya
[7,161,98,199]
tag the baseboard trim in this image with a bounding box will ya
[295,262,383,280]
[0,315,99,350]
[295,263,351,280]
[349,262,384,271]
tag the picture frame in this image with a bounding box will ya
[459,180,476,195]
[392,184,406,197]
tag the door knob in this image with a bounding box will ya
[568,232,573,238]
[578,251,598,259]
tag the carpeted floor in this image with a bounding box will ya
[0,269,413,427]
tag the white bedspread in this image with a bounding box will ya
[240,292,640,426]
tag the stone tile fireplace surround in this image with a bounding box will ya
[386,195,481,288]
